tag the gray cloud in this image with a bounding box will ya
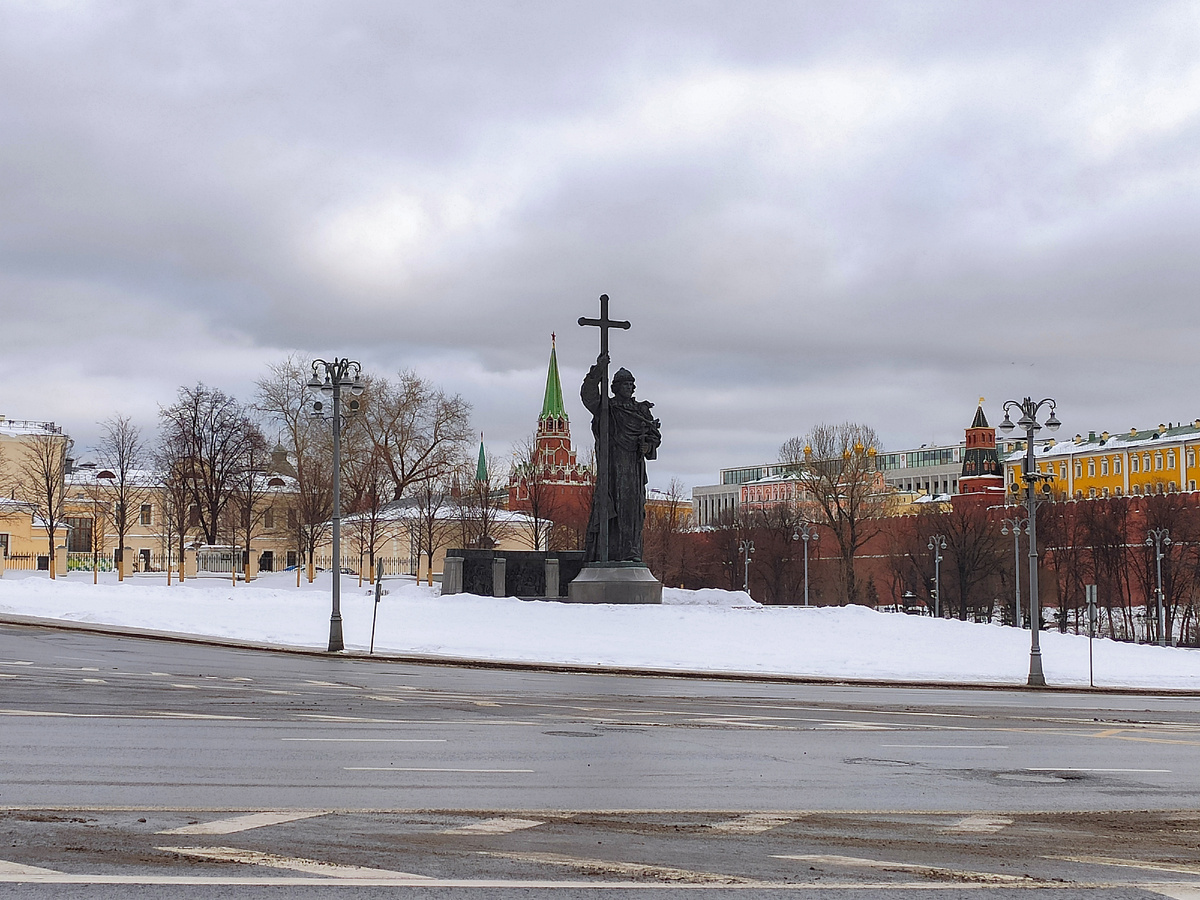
[2,1,1198,484]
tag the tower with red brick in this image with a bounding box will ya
[508,337,594,526]
[958,400,1005,495]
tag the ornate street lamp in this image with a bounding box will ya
[1146,527,1171,647]
[999,396,1060,686]
[927,534,946,618]
[999,517,1027,628]
[740,539,754,595]
[307,357,364,652]
[792,522,819,607]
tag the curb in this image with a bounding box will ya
[3,612,1198,696]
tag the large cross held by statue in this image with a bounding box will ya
[578,293,630,563]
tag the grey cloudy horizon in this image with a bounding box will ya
[3,1,1199,490]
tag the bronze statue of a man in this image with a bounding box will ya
[581,353,661,563]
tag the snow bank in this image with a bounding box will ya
[0,571,1196,689]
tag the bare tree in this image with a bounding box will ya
[159,384,263,546]
[256,358,333,579]
[364,370,473,501]
[509,433,561,551]
[643,478,693,589]
[18,431,74,577]
[412,471,455,584]
[780,422,886,606]
[344,444,399,582]
[94,415,151,578]
[155,432,194,584]
[229,430,273,577]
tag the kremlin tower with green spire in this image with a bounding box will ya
[508,335,594,523]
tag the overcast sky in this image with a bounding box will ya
[3,1,1199,490]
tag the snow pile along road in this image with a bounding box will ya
[0,571,1196,689]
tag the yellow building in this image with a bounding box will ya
[1004,420,1200,500]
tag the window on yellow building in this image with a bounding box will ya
[1115,486,1123,496]
[1102,487,1110,498]
[140,504,152,526]
[1143,453,1151,471]
[1088,487,1096,498]
[1100,458,1108,476]
[1059,462,1067,478]
[1087,460,1095,477]
[1132,455,1140,473]
[1115,458,1122,475]
[1074,461,1082,478]
[1169,481,1178,492]
[1189,450,1196,468]
[1155,453,1163,470]
[1167,451,1176,469]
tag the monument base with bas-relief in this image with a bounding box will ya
[566,561,663,605]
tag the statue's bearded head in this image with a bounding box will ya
[612,368,635,400]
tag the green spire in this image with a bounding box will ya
[540,333,567,421]
[475,434,488,483]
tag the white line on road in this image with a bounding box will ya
[1048,855,1200,876]
[159,846,431,880]
[441,817,545,835]
[708,813,796,834]
[157,811,327,835]
[1027,767,1171,773]
[881,744,1009,749]
[942,816,1013,834]
[776,854,1028,883]
[345,767,534,773]
[479,850,763,885]
[282,738,446,742]
[0,860,61,876]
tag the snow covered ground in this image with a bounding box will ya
[0,570,1197,689]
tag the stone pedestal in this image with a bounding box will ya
[441,556,463,595]
[567,563,662,604]
[544,558,560,598]
[55,547,68,578]
[492,557,507,597]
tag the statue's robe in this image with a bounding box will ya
[581,364,662,563]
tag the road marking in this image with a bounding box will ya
[0,674,20,679]
[159,846,431,880]
[442,817,544,835]
[0,709,252,720]
[881,744,1009,749]
[0,860,61,875]
[149,711,252,720]
[303,680,359,689]
[1026,767,1171,773]
[479,850,762,885]
[1145,887,1200,900]
[1049,855,1200,876]
[281,738,446,742]
[777,854,1028,883]
[817,722,892,730]
[942,816,1013,834]
[170,683,200,690]
[81,678,107,683]
[157,811,327,835]
[708,813,795,834]
[345,767,534,773]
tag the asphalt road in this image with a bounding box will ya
[2,621,1200,898]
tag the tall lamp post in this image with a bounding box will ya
[740,539,754,595]
[793,522,819,606]
[1146,527,1171,647]
[307,357,364,653]
[999,516,1027,627]
[927,534,946,618]
[999,396,1060,687]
